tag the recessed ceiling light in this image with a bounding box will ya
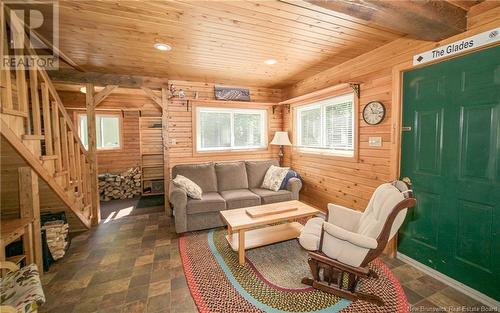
[154,43,172,51]
[264,58,277,65]
[80,86,86,94]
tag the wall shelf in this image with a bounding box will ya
[139,117,164,196]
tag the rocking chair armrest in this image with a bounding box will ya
[323,222,378,249]
[0,261,19,273]
[327,204,362,232]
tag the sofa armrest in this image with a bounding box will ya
[286,177,302,200]
[327,203,362,232]
[323,222,378,250]
[169,181,188,233]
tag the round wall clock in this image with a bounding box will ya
[362,101,386,125]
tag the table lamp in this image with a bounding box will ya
[270,131,292,165]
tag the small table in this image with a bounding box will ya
[1,218,35,266]
[220,200,320,265]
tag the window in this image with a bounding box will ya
[296,93,354,156]
[196,107,267,151]
[78,114,121,150]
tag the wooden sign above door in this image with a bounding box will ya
[413,28,499,66]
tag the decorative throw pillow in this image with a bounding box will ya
[280,169,303,190]
[261,165,290,192]
[173,175,202,199]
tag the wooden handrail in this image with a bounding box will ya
[0,12,93,229]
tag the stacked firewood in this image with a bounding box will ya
[43,221,69,260]
[98,167,142,201]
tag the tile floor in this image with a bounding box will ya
[39,199,492,313]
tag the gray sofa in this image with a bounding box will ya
[169,160,302,233]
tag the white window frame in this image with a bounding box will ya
[196,106,268,152]
[295,93,355,157]
[77,113,122,151]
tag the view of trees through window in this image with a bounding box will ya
[197,107,266,151]
[296,93,354,156]
[79,114,121,150]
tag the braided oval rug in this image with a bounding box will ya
[179,228,408,313]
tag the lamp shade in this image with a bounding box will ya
[270,131,292,146]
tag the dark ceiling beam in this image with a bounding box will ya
[47,69,169,89]
[302,0,467,41]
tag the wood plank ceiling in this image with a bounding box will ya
[43,0,403,87]
[44,0,481,88]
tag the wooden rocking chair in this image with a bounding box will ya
[299,181,416,306]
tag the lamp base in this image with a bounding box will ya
[278,145,284,166]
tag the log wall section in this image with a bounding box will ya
[1,137,87,232]
[58,90,159,174]
[57,80,283,175]
[167,80,283,170]
[282,6,500,212]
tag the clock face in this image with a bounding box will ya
[363,101,385,125]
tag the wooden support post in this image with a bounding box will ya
[59,118,70,187]
[29,68,42,135]
[67,132,76,183]
[51,101,63,172]
[12,18,28,114]
[41,83,53,155]
[86,83,100,225]
[18,167,43,273]
[161,88,172,216]
[94,85,118,107]
[74,142,83,197]
[141,87,163,109]
[0,11,13,111]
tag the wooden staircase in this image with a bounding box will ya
[1,17,93,228]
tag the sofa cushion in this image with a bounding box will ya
[245,160,279,188]
[261,165,290,191]
[173,175,202,199]
[215,161,248,191]
[279,169,302,190]
[172,163,218,192]
[250,188,292,204]
[186,192,226,215]
[220,189,260,209]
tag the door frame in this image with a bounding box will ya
[390,45,500,308]
[390,43,500,182]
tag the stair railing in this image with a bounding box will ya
[1,10,92,227]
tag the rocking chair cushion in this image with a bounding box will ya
[298,217,323,251]
[327,203,362,232]
[323,222,378,249]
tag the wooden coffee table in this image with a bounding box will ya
[220,200,320,265]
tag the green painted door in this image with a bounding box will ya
[398,46,500,300]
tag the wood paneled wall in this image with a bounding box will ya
[57,80,283,175]
[167,80,283,170]
[59,90,159,174]
[0,137,86,232]
[282,6,500,212]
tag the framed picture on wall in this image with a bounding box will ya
[214,85,250,101]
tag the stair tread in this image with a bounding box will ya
[40,155,58,161]
[22,134,44,140]
[1,107,28,117]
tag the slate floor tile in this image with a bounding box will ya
[38,199,489,313]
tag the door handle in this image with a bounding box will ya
[402,177,412,185]
[402,126,412,132]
